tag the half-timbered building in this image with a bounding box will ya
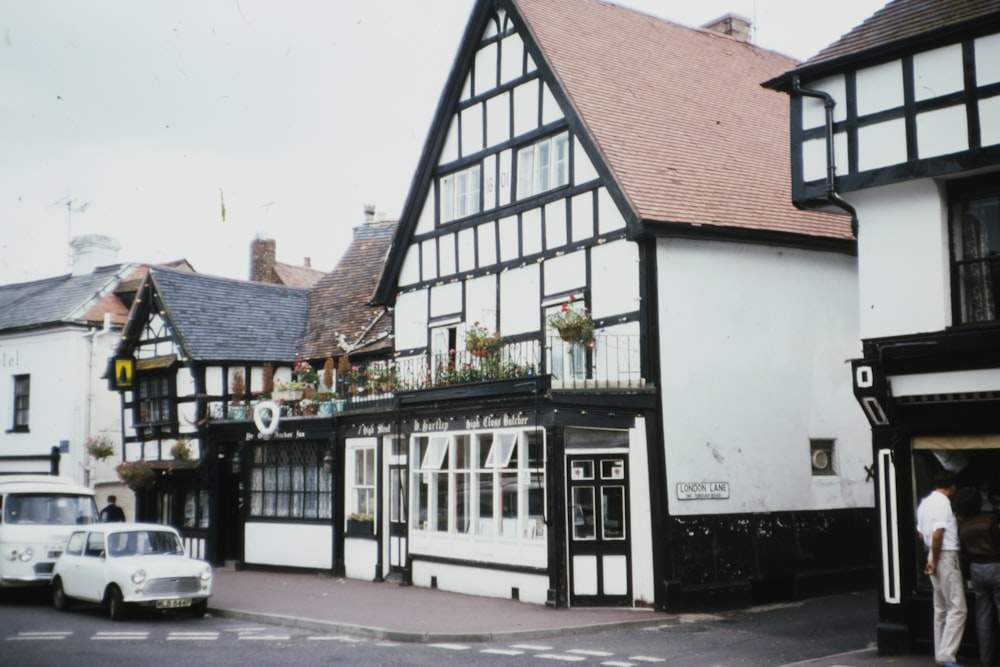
[763,0,1000,655]
[359,0,873,610]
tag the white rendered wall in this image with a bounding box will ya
[344,537,377,580]
[0,325,122,487]
[657,239,871,516]
[244,522,333,569]
[852,179,950,339]
[410,560,549,605]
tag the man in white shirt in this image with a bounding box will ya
[916,470,967,667]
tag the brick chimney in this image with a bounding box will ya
[250,238,277,283]
[702,14,752,43]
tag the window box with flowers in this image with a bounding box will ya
[116,460,155,491]
[86,435,115,461]
[548,296,595,346]
[170,439,191,461]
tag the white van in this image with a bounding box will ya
[0,475,100,589]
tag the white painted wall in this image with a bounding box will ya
[852,179,950,339]
[657,238,871,516]
[244,522,333,569]
[0,325,122,488]
[410,560,549,605]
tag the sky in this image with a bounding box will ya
[0,0,888,285]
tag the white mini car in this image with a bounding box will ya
[51,522,212,620]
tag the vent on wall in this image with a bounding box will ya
[810,439,836,476]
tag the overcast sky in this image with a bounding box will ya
[0,0,887,285]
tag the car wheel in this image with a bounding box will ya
[107,586,127,621]
[190,599,208,618]
[52,578,71,611]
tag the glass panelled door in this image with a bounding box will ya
[385,437,408,578]
[566,453,630,606]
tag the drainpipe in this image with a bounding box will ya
[792,75,859,238]
[81,312,113,487]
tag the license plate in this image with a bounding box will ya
[156,598,192,609]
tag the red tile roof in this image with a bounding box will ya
[514,0,852,241]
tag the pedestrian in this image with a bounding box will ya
[955,485,1000,667]
[916,469,967,667]
[100,495,126,523]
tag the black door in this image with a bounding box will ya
[566,453,631,606]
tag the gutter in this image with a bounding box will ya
[791,76,859,238]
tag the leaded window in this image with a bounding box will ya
[248,442,332,520]
[951,178,1000,324]
[135,373,173,426]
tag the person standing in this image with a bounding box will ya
[100,495,126,523]
[916,470,967,667]
[955,485,1000,667]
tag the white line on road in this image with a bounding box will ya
[568,649,614,656]
[429,642,471,650]
[511,643,553,650]
[628,657,666,663]
[601,662,637,667]
[536,654,587,662]
[481,648,526,655]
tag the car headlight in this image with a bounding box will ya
[131,569,147,584]
[199,565,212,582]
[18,547,33,562]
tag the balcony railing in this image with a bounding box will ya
[208,334,645,419]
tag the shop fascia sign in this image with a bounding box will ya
[411,412,532,434]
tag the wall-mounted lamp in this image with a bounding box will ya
[231,450,242,475]
[323,449,334,473]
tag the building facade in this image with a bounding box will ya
[764,0,1000,656]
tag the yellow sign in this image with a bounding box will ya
[114,358,134,388]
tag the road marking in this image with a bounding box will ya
[629,657,666,663]
[482,648,526,655]
[307,635,363,642]
[601,662,636,667]
[429,642,471,650]
[512,643,553,650]
[537,654,587,662]
[239,634,292,641]
[167,632,219,640]
[93,632,149,641]
[8,631,72,641]
[568,649,614,656]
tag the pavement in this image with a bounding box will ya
[206,567,947,667]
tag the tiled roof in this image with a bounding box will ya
[273,261,325,288]
[803,0,1000,68]
[513,0,851,241]
[299,219,397,360]
[146,267,309,362]
[0,265,133,332]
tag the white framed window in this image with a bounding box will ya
[348,441,377,518]
[517,132,569,200]
[411,429,545,540]
[440,164,482,223]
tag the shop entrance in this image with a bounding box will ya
[385,436,408,579]
[566,452,631,606]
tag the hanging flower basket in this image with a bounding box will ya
[115,461,155,491]
[548,297,595,346]
[86,435,115,460]
[465,322,503,357]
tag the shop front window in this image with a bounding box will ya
[411,428,545,540]
[248,441,332,520]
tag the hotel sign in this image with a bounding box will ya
[676,481,730,500]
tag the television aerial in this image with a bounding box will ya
[52,197,90,267]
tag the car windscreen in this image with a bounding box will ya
[3,494,100,525]
[107,530,185,557]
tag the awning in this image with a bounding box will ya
[913,435,1000,450]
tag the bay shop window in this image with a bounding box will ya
[951,178,1000,324]
[412,430,545,540]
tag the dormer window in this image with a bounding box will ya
[440,164,482,224]
[517,132,569,200]
[950,178,1000,324]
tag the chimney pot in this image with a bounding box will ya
[702,13,752,43]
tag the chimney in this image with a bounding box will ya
[70,234,121,276]
[363,203,376,223]
[250,237,277,283]
[303,257,311,268]
[702,13,752,43]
